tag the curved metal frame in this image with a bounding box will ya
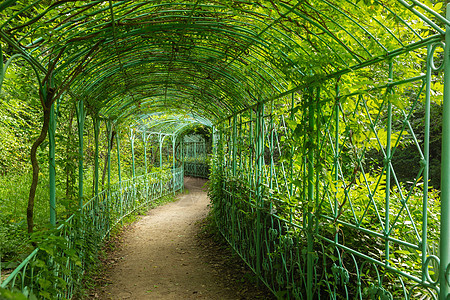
[0,1,449,299]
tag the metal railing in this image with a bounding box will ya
[211,38,447,298]
[0,167,184,298]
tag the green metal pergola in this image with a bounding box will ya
[133,113,211,175]
[183,133,210,178]
[0,0,449,299]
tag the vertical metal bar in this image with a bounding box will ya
[270,101,274,192]
[93,114,100,198]
[260,103,265,197]
[106,121,112,237]
[172,136,176,169]
[385,60,393,268]
[422,43,432,282]
[182,136,185,175]
[172,136,176,194]
[143,131,148,197]
[440,5,450,298]
[116,131,122,184]
[143,132,148,175]
[76,99,85,208]
[307,89,315,300]
[194,140,197,176]
[212,126,217,162]
[116,131,122,190]
[232,114,237,176]
[159,134,163,195]
[0,42,3,91]
[334,81,340,244]
[315,88,321,211]
[131,128,135,179]
[219,129,224,177]
[250,110,253,187]
[48,102,56,227]
[159,134,163,168]
[239,116,243,175]
[116,131,123,220]
[166,138,169,168]
[290,93,295,197]
[107,121,112,200]
[255,102,264,284]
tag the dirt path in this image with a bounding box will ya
[92,177,272,300]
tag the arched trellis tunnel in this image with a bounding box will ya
[0,0,449,299]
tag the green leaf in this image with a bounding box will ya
[0,288,29,300]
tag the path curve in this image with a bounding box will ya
[95,177,242,299]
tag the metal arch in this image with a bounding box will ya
[0,1,449,299]
[1,0,446,125]
[133,114,210,138]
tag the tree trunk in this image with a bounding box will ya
[27,90,54,233]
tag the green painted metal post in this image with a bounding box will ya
[306,89,315,300]
[93,114,100,198]
[117,132,122,183]
[422,43,432,282]
[269,102,274,192]
[290,93,295,198]
[143,132,148,175]
[182,136,185,175]
[239,117,242,174]
[249,110,253,187]
[0,42,2,86]
[159,134,164,195]
[440,5,450,298]
[159,134,163,168]
[0,42,5,94]
[76,99,86,208]
[48,102,56,227]
[106,121,112,237]
[315,88,321,211]
[255,102,264,285]
[107,121,112,200]
[172,136,176,169]
[334,81,340,245]
[385,60,394,269]
[212,126,217,157]
[143,131,148,197]
[116,131,122,186]
[219,129,224,177]
[130,128,136,179]
[232,115,237,176]
[166,139,169,168]
[172,136,176,194]
[116,130,123,221]
[194,140,197,176]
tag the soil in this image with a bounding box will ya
[88,177,275,300]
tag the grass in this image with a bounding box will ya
[0,172,57,264]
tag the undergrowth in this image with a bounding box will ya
[0,172,62,267]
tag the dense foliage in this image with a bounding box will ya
[0,0,448,298]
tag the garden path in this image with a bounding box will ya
[93,177,272,300]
